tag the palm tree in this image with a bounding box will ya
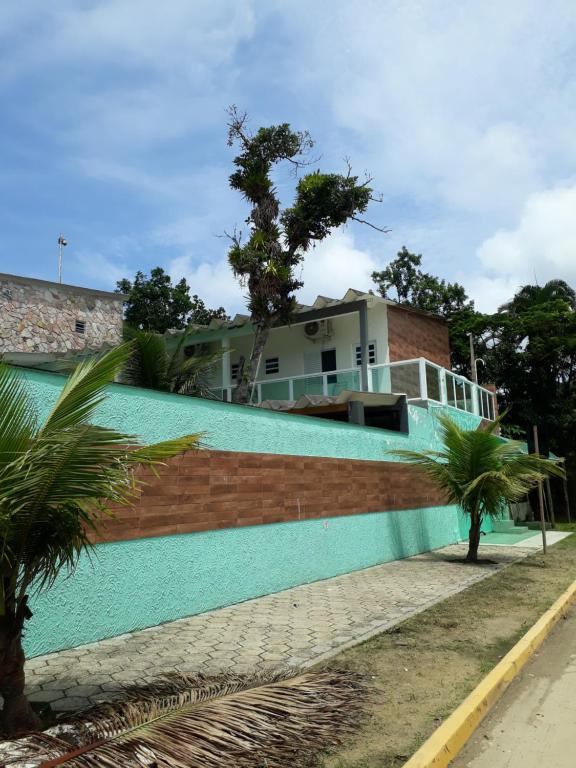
[393,414,564,563]
[0,345,200,736]
[122,327,222,398]
[499,279,576,314]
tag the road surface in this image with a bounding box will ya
[452,605,576,767]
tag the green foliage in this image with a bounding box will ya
[371,247,477,373]
[0,346,200,613]
[117,267,228,333]
[123,327,221,398]
[393,414,564,560]
[481,280,576,466]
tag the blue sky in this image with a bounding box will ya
[2,1,576,314]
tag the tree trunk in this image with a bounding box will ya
[233,324,270,405]
[466,513,482,563]
[0,611,41,736]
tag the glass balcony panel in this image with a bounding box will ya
[426,363,442,402]
[326,369,361,396]
[259,379,291,402]
[455,379,466,410]
[370,365,391,393]
[464,381,473,412]
[389,362,421,399]
[292,374,324,400]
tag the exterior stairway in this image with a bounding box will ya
[492,518,531,535]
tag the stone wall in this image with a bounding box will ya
[0,274,124,355]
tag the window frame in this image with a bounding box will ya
[353,340,377,367]
[264,357,280,375]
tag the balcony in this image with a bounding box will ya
[212,358,496,421]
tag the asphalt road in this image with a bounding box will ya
[452,605,576,767]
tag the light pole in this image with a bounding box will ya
[468,332,477,384]
[57,234,67,283]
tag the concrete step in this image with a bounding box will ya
[525,521,553,531]
[492,519,531,534]
[492,519,517,533]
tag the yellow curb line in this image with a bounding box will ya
[403,577,576,768]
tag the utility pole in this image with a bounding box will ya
[533,424,547,554]
[57,234,67,283]
[468,333,478,384]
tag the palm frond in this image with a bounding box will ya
[0,362,37,469]
[123,330,170,391]
[39,345,133,435]
[390,412,565,520]
[28,671,366,768]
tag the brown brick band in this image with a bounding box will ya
[387,304,451,368]
[95,450,448,544]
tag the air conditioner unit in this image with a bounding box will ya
[304,319,333,340]
[183,342,209,358]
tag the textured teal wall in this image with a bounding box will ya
[19,370,488,657]
[21,369,482,460]
[27,503,465,657]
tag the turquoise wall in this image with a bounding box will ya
[27,503,466,657]
[19,369,488,657]
[21,369,482,461]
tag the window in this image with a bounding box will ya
[265,357,279,375]
[231,363,239,381]
[183,344,196,358]
[355,342,376,366]
[75,320,86,334]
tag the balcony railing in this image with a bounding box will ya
[211,358,496,421]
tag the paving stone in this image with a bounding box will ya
[25,543,526,712]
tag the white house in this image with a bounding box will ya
[169,288,495,420]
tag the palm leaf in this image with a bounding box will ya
[26,671,366,768]
[39,345,133,435]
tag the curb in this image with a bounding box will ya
[402,577,576,768]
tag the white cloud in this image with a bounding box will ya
[169,254,246,315]
[477,183,576,287]
[296,231,377,304]
[167,229,378,315]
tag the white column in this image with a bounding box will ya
[418,358,428,401]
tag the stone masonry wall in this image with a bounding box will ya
[387,304,451,368]
[0,274,124,355]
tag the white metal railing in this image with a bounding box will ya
[212,357,496,420]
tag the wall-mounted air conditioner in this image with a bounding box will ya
[304,319,333,340]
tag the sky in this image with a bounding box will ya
[2,0,576,315]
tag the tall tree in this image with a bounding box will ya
[116,268,228,334]
[0,346,199,735]
[485,280,576,454]
[226,107,382,404]
[371,247,480,374]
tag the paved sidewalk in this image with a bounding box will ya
[453,605,576,768]
[25,543,527,713]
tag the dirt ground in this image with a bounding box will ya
[311,530,576,768]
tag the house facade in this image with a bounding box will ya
[172,289,495,420]
[0,273,124,364]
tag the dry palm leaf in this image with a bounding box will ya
[20,670,365,768]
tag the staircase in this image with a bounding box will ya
[492,519,531,535]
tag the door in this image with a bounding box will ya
[321,348,337,385]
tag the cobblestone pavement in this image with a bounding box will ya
[24,544,528,713]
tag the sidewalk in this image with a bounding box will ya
[452,605,576,768]
[25,543,528,713]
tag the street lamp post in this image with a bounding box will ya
[57,234,67,283]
